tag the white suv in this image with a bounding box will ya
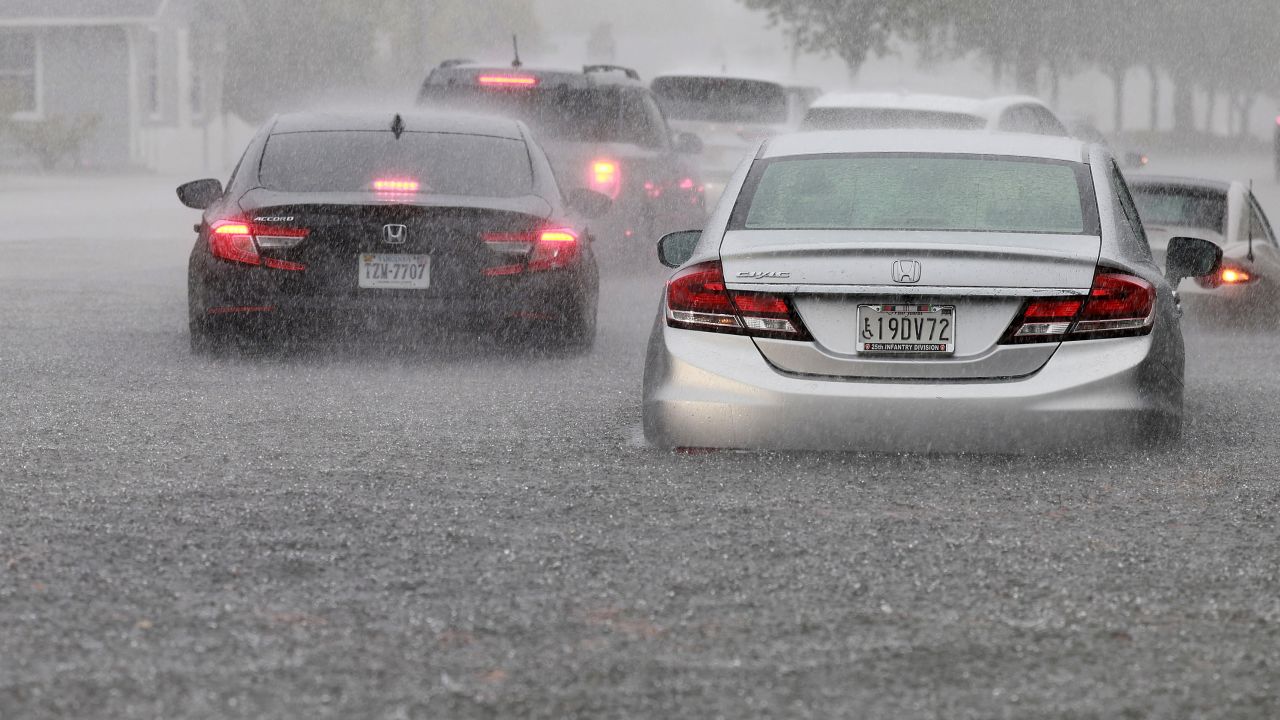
[802,93,1069,136]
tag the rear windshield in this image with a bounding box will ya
[652,77,788,125]
[1130,185,1227,234]
[258,131,533,197]
[734,154,1097,234]
[802,108,986,131]
[419,85,667,147]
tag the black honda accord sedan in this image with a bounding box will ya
[177,112,608,354]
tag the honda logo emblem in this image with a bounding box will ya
[892,259,922,284]
[382,224,408,245]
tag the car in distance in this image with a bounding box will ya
[651,74,818,199]
[418,62,705,250]
[642,130,1221,452]
[1061,114,1149,170]
[1129,174,1280,303]
[178,112,607,354]
[801,92,1069,136]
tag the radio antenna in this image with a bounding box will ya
[512,35,522,68]
[1249,179,1256,262]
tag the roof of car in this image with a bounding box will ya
[761,129,1089,163]
[269,111,525,139]
[425,63,644,88]
[808,92,1050,119]
[652,73,787,87]
[1125,174,1233,193]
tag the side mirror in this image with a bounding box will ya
[657,230,701,268]
[673,132,704,155]
[1165,236,1222,285]
[177,178,223,209]
[566,188,612,219]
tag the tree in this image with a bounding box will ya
[738,0,927,79]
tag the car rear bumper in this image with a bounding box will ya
[191,256,596,332]
[642,322,1182,453]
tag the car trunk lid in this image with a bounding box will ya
[719,229,1101,380]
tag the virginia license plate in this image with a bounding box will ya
[856,304,956,354]
[358,254,431,289]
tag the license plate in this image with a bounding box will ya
[358,254,430,289]
[856,304,956,354]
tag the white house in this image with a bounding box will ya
[0,0,251,173]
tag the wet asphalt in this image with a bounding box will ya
[1,159,1279,719]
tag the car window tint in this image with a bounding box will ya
[421,84,661,147]
[999,106,1040,133]
[621,90,668,149]
[651,77,788,124]
[802,107,985,131]
[1130,185,1228,235]
[259,131,533,196]
[1029,107,1068,136]
[737,155,1096,234]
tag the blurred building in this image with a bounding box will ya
[0,0,248,173]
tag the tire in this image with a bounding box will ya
[548,302,597,355]
[500,301,597,356]
[189,315,230,356]
[1140,412,1183,449]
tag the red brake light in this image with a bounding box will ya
[1003,270,1154,343]
[372,178,420,193]
[665,261,809,339]
[478,74,538,87]
[589,160,621,200]
[208,219,308,271]
[481,227,581,275]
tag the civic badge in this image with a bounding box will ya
[892,259,921,284]
[382,224,408,245]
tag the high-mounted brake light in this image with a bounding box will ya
[1002,270,1154,343]
[477,74,538,87]
[373,178,420,193]
[209,219,308,271]
[589,160,621,199]
[481,227,581,276]
[665,260,810,340]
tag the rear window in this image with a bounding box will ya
[802,108,986,132]
[734,154,1097,234]
[1130,185,1227,234]
[258,131,533,197]
[419,84,667,147]
[652,77,788,125]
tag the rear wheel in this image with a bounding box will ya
[500,300,597,356]
[189,314,231,356]
[1140,412,1183,449]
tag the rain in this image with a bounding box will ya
[2,1,1279,717]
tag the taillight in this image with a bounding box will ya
[665,261,810,340]
[1196,262,1255,288]
[477,74,539,87]
[1003,270,1154,343]
[589,160,621,199]
[209,219,308,271]
[481,227,581,276]
[372,178,420,193]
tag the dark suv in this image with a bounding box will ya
[418,63,706,252]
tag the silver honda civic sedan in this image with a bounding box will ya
[642,130,1221,452]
